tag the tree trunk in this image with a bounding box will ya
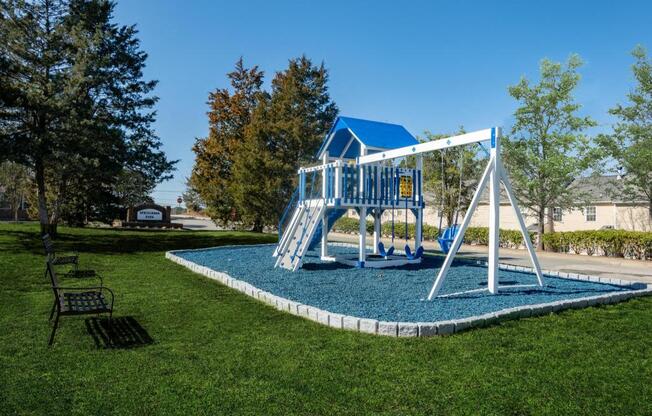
[251,218,263,233]
[35,159,56,237]
[12,190,18,222]
[536,210,545,251]
[49,198,61,229]
[49,179,66,228]
[446,211,454,229]
[545,206,555,251]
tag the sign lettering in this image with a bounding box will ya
[136,209,163,221]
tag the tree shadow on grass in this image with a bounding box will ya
[1,228,277,256]
[448,284,624,300]
[301,261,354,271]
[301,252,464,272]
[85,316,154,349]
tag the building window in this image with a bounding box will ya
[552,207,562,222]
[585,206,596,222]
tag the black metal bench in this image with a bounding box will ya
[42,233,101,280]
[46,260,115,346]
[42,233,78,271]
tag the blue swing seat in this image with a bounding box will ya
[438,224,461,254]
[378,242,395,258]
[404,244,424,260]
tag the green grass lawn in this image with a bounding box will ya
[1,222,651,415]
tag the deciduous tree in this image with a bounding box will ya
[597,45,652,220]
[420,129,481,228]
[0,161,31,221]
[503,55,598,250]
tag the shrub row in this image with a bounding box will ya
[463,227,537,249]
[331,218,531,249]
[331,217,432,240]
[332,217,652,260]
[542,230,652,260]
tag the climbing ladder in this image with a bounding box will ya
[274,199,326,271]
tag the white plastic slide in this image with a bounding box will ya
[274,199,326,271]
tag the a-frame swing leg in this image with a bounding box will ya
[427,157,495,300]
[498,160,544,286]
[487,139,500,294]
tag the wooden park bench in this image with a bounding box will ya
[46,260,115,346]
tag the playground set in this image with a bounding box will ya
[170,115,649,335]
[273,116,544,299]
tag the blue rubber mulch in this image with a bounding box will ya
[173,244,630,322]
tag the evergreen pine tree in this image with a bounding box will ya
[0,0,71,234]
[597,45,652,220]
[503,55,598,249]
[231,55,338,231]
[0,0,175,232]
[231,97,289,231]
[59,0,175,225]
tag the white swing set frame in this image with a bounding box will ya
[357,127,544,299]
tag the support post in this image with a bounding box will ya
[334,160,342,199]
[373,209,380,254]
[320,151,330,259]
[321,211,329,259]
[415,208,422,250]
[359,147,367,197]
[358,207,366,267]
[322,151,329,198]
[416,155,423,195]
[373,162,381,254]
[488,128,501,294]
[299,171,305,202]
[358,147,367,267]
[416,155,423,250]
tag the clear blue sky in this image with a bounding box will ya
[113,0,652,206]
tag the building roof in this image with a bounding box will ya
[316,116,419,160]
[569,175,624,202]
[474,174,647,205]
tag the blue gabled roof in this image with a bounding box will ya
[317,116,418,160]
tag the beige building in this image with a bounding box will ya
[465,175,651,232]
[346,175,651,232]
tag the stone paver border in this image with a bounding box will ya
[166,244,652,337]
